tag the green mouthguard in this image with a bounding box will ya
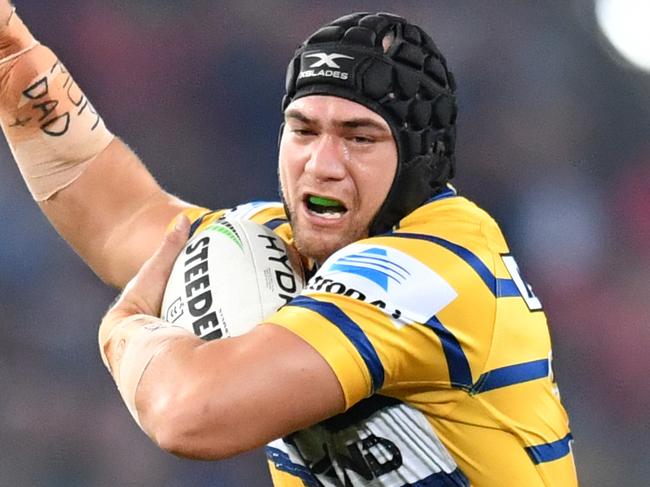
[309,195,342,207]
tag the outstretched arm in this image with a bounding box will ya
[0,3,198,287]
[40,139,195,288]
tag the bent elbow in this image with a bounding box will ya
[151,418,240,461]
[140,389,237,460]
[152,422,212,460]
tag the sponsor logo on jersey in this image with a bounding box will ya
[329,248,409,291]
[268,398,465,487]
[307,274,404,320]
[305,433,402,484]
[307,244,457,326]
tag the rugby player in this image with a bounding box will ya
[0,3,578,485]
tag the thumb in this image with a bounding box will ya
[147,214,191,284]
[117,214,191,317]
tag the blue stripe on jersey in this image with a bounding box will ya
[288,296,385,393]
[389,233,517,298]
[496,278,520,297]
[411,468,470,487]
[265,446,320,486]
[424,315,473,388]
[525,433,574,464]
[471,359,550,394]
[264,218,288,230]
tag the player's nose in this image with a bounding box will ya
[304,134,347,181]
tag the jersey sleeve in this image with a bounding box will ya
[266,236,473,410]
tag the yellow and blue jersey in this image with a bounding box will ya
[181,189,577,486]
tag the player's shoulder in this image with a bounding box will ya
[315,187,501,270]
[312,187,510,302]
[392,186,510,257]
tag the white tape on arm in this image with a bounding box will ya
[99,313,194,426]
[0,10,114,200]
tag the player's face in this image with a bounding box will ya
[279,95,397,264]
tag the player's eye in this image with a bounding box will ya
[350,135,374,144]
[292,128,316,137]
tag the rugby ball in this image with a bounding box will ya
[161,218,305,340]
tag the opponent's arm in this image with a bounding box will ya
[100,217,345,459]
[0,4,196,287]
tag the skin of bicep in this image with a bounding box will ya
[136,323,346,460]
[38,137,197,288]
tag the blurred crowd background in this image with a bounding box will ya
[1,1,648,485]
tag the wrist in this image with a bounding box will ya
[0,9,114,201]
[98,312,194,426]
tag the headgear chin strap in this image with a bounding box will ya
[283,12,457,236]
